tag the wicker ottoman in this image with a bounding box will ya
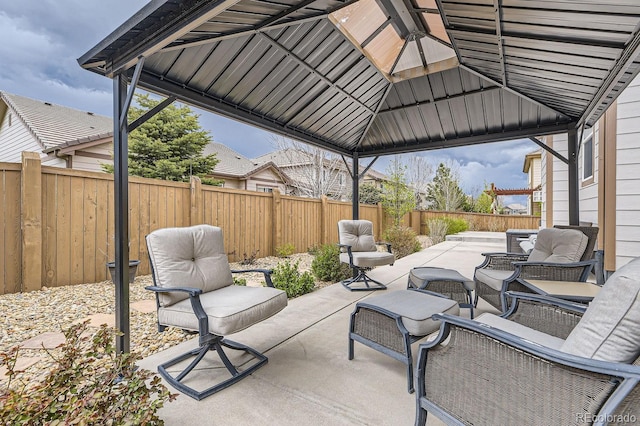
[408,267,475,318]
[348,290,459,393]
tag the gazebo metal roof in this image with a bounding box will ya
[79,0,640,157]
[78,0,640,352]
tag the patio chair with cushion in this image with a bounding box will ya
[415,256,640,426]
[338,219,395,291]
[145,224,288,400]
[474,226,597,311]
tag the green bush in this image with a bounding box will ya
[0,322,175,425]
[271,260,315,298]
[311,244,351,282]
[383,226,421,260]
[443,217,468,235]
[275,243,296,258]
[233,276,247,286]
[425,219,448,245]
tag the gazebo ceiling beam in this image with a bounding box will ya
[258,33,376,115]
[377,86,502,115]
[357,122,572,157]
[493,0,507,87]
[137,71,352,155]
[529,137,569,165]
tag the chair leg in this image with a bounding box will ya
[341,269,387,291]
[157,335,268,400]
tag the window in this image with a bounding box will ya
[256,186,273,193]
[582,133,593,182]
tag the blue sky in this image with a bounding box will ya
[0,0,537,203]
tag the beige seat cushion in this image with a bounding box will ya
[527,228,587,263]
[340,251,395,268]
[474,268,514,291]
[561,257,640,363]
[338,220,377,252]
[158,285,288,336]
[362,291,459,336]
[147,225,234,307]
[475,313,565,350]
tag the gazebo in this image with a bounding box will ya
[78,0,640,351]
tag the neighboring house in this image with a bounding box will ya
[0,91,113,171]
[256,148,392,201]
[540,75,640,274]
[503,203,527,215]
[204,142,288,192]
[255,149,352,200]
[522,150,542,216]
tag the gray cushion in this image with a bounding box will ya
[561,257,640,363]
[147,225,234,307]
[340,251,395,268]
[527,228,587,263]
[338,220,377,252]
[475,313,565,350]
[363,291,459,336]
[474,268,514,291]
[158,285,288,335]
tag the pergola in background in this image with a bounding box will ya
[79,0,640,351]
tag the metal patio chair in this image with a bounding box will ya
[145,224,288,400]
[338,219,395,291]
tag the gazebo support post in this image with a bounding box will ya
[113,73,131,354]
[568,127,580,226]
[352,152,359,220]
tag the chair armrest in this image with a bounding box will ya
[502,291,586,338]
[512,259,596,282]
[337,243,354,265]
[231,268,275,288]
[416,314,640,425]
[477,252,529,270]
[145,285,203,297]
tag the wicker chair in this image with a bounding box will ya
[415,256,640,426]
[475,226,598,311]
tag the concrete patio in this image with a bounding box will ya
[138,232,505,425]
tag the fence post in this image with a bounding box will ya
[377,202,384,240]
[272,189,282,255]
[190,176,203,225]
[21,152,42,292]
[320,195,328,245]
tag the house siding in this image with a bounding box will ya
[614,76,640,267]
[0,112,42,162]
[67,142,113,172]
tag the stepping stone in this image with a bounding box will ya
[131,300,156,313]
[19,332,66,349]
[0,356,44,383]
[77,313,115,328]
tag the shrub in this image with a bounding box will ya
[426,219,448,245]
[383,226,421,260]
[0,322,175,425]
[233,276,247,286]
[275,243,296,258]
[311,244,351,282]
[271,260,315,298]
[443,217,468,235]
[307,243,321,256]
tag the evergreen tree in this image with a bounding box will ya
[425,163,467,211]
[103,94,220,185]
[359,182,383,205]
[381,158,416,226]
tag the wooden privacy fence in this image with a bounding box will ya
[1,154,540,295]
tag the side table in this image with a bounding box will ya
[407,267,475,318]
